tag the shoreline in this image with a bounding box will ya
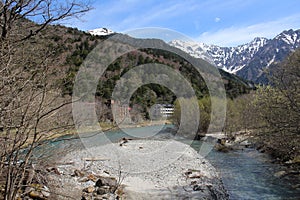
[48,120,173,140]
[18,120,174,148]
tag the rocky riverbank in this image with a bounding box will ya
[210,131,300,191]
[45,139,228,199]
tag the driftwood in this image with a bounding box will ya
[55,161,75,165]
[82,157,110,161]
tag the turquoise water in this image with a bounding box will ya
[39,125,300,199]
[192,141,300,200]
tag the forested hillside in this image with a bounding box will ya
[51,27,253,121]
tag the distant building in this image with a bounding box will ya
[110,100,131,124]
[152,104,174,118]
[160,104,174,118]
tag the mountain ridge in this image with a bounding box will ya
[169,29,300,83]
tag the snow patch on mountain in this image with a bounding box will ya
[169,40,214,64]
[267,55,276,67]
[275,29,300,46]
[88,28,114,36]
[169,37,268,74]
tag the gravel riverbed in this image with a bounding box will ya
[47,139,228,199]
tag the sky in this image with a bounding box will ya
[65,0,300,47]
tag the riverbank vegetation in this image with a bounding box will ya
[225,49,300,164]
[255,49,299,163]
[172,49,300,165]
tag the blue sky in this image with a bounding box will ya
[65,0,300,47]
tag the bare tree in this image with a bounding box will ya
[0,1,91,199]
[0,0,91,41]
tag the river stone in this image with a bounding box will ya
[274,171,287,178]
[28,191,45,200]
[193,184,205,191]
[74,169,85,177]
[41,186,50,197]
[97,186,111,195]
[82,193,92,200]
[95,177,117,187]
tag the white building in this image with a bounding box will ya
[160,104,174,117]
[152,104,174,118]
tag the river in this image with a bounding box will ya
[38,125,300,199]
[192,141,300,199]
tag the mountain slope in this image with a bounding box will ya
[169,29,300,83]
[237,29,300,83]
[6,21,252,101]
[170,37,268,74]
[63,32,253,100]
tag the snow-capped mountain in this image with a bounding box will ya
[237,29,300,83]
[88,28,114,36]
[169,29,300,83]
[168,40,215,64]
[274,29,300,46]
[170,37,268,74]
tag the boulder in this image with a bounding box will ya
[217,138,226,145]
[193,184,205,191]
[46,167,61,175]
[97,186,111,195]
[184,169,203,179]
[291,155,300,164]
[95,177,117,187]
[73,169,85,177]
[215,144,232,153]
[274,171,287,178]
[41,186,50,198]
[81,193,92,200]
[28,191,46,200]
